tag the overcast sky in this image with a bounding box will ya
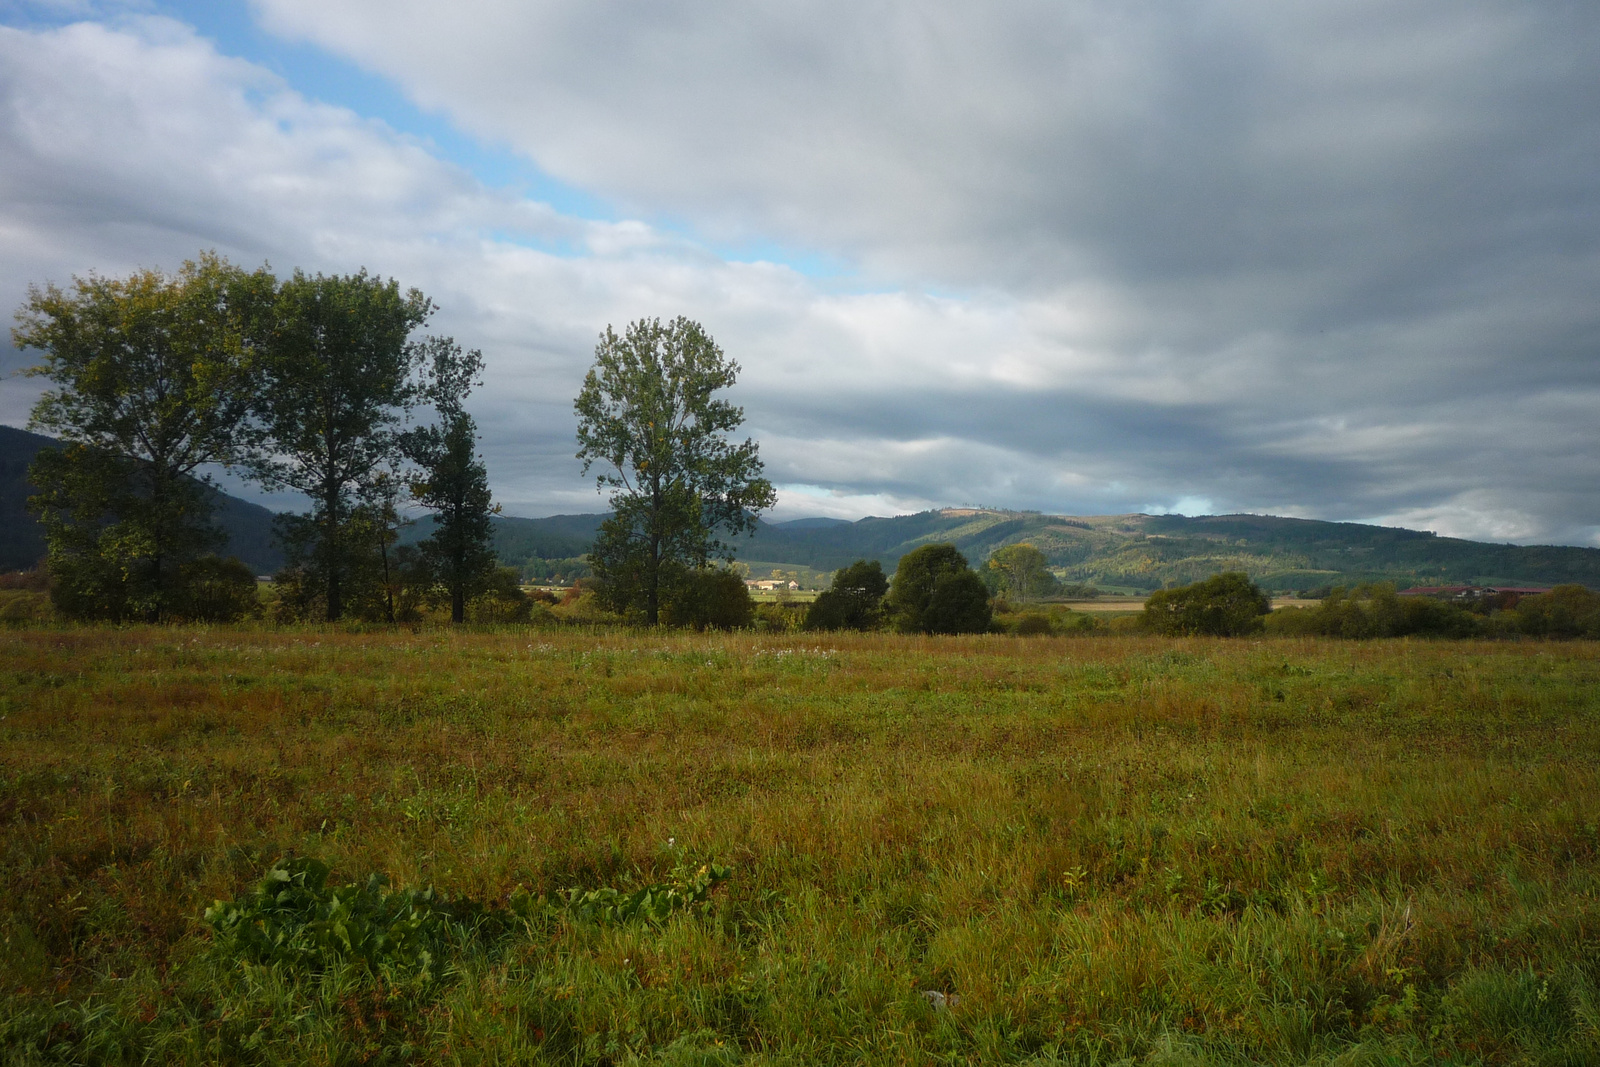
[2,1,1598,544]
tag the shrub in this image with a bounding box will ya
[467,566,532,623]
[0,590,52,626]
[1142,572,1270,636]
[804,559,888,631]
[1262,584,1486,638]
[1013,611,1053,635]
[1513,585,1600,638]
[662,567,755,630]
[170,556,262,623]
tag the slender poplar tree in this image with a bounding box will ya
[574,317,775,625]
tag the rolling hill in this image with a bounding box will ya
[0,425,284,574]
[485,507,1600,592]
[7,421,1598,591]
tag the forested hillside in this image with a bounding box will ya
[0,426,283,574]
[489,507,1600,591]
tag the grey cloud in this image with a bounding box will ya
[4,9,1600,546]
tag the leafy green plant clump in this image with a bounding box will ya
[204,857,473,981]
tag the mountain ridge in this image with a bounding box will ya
[486,507,1600,591]
[8,421,1598,590]
[0,425,284,574]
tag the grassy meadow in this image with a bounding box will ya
[1,627,1597,1065]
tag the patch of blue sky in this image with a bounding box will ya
[38,0,617,220]
[0,1,881,287]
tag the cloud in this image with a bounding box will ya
[2,7,1599,545]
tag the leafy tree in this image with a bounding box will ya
[403,339,498,623]
[574,317,775,625]
[15,253,275,620]
[252,269,432,621]
[887,544,993,634]
[987,543,1056,605]
[804,559,888,630]
[1142,572,1270,636]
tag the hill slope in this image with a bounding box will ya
[490,508,1600,591]
[0,426,284,574]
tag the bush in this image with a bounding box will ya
[1512,585,1600,638]
[0,590,52,626]
[756,600,805,633]
[1013,611,1053,635]
[1142,572,1270,636]
[171,556,262,623]
[662,567,755,630]
[1263,583,1487,638]
[804,559,888,631]
[467,566,532,623]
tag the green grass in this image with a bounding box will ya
[1,628,1598,1064]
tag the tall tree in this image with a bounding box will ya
[252,269,432,621]
[987,542,1050,605]
[574,317,775,625]
[403,338,498,624]
[14,253,274,620]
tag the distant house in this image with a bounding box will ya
[1398,585,1550,601]
[744,578,799,592]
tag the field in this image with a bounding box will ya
[1,629,1597,1065]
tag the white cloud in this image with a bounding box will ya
[3,7,1600,545]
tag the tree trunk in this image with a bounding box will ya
[647,477,662,626]
[324,482,342,622]
[379,526,395,624]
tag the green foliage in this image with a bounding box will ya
[1143,571,1271,635]
[575,318,775,624]
[16,254,275,620]
[661,567,755,631]
[404,339,498,623]
[269,504,405,623]
[252,269,435,621]
[1513,584,1600,637]
[803,558,887,631]
[986,542,1059,604]
[466,566,533,623]
[169,556,261,623]
[887,543,992,633]
[1265,583,1487,638]
[511,851,732,927]
[205,857,465,982]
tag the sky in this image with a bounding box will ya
[1,0,1598,544]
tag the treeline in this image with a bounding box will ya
[1265,582,1600,639]
[13,253,510,624]
[1135,573,1600,639]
